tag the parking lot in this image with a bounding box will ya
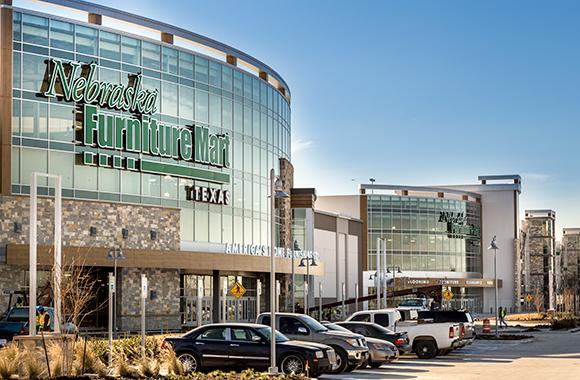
[321,329,580,379]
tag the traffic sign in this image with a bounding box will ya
[230,282,246,299]
[443,289,454,300]
[526,294,533,302]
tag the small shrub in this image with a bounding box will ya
[48,342,64,377]
[19,347,46,380]
[139,357,160,378]
[161,346,184,376]
[0,344,18,379]
[72,338,107,377]
[551,318,578,330]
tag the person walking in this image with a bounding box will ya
[498,306,508,327]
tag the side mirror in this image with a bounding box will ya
[297,327,308,335]
[252,335,263,343]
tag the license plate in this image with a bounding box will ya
[0,339,7,346]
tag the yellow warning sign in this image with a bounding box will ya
[230,282,246,299]
[526,294,533,302]
[443,289,454,300]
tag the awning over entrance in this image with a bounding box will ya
[6,244,325,276]
[401,277,502,288]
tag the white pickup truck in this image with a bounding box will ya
[345,308,461,359]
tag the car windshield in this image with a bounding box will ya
[399,299,424,307]
[326,323,351,333]
[300,315,328,332]
[256,326,289,342]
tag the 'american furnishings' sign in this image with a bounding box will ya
[41,59,231,186]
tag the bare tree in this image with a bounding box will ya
[533,288,543,313]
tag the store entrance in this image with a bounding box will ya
[180,273,262,326]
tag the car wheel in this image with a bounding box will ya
[280,354,306,375]
[370,362,384,369]
[415,340,437,359]
[331,348,349,374]
[178,352,199,373]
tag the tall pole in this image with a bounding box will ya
[355,283,359,312]
[29,173,37,336]
[140,274,147,359]
[341,282,346,319]
[53,176,62,334]
[494,247,499,338]
[113,254,118,336]
[108,273,114,367]
[318,282,323,321]
[382,238,387,308]
[268,168,278,374]
[376,237,381,309]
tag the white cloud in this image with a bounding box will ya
[291,138,314,155]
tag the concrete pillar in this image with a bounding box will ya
[212,270,221,323]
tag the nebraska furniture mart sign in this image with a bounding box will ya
[42,59,231,186]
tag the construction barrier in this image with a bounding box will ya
[483,318,491,333]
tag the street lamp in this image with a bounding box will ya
[107,248,125,335]
[298,255,317,314]
[291,240,300,313]
[269,168,289,375]
[488,236,499,338]
[387,266,403,308]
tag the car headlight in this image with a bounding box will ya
[346,338,358,347]
[315,350,324,359]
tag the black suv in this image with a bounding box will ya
[164,323,336,376]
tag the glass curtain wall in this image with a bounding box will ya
[11,11,291,247]
[367,195,482,274]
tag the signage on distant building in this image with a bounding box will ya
[41,59,231,185]
[438,211,480,240]
[224,242,320,261]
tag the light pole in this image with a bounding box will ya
[268,168,289,375]
[291,240,300,313]
[387,266,402,308]
[369,272,380,309]
[488,236,499,338]
[107,248,126,335]
[299,255,318,314]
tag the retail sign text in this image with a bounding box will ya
[438,212,481,240]
[41,59,231,185]
[225,243,320,261]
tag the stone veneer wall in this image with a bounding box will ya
[0,195,181,327]
[526,219,555,311]
[118,267,181,331]
[0,195,179,250]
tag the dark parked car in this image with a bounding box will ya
[257,312,368,374]
[336,321,412,355]
[163,323,337,376]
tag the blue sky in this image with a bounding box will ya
[81,1,580,236]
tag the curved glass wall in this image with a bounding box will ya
[367,195,482,274]
[10,11,291,246]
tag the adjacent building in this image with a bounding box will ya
[316,175,522,314]
[519,210,557,311]
[561,228,580,313]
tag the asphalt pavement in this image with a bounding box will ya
[320,328,580,379]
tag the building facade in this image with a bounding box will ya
[519,210,557,311]
[316,175,522,314]
[561,228,580,313]
[0,0,322,331]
